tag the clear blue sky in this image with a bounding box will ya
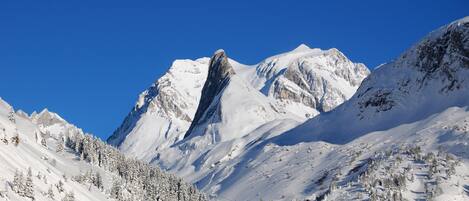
[1,0,467,139]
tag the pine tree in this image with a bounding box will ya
[56,137,64,153]
[61,191,75,201]
[56,180,64,193]
[1,127,7,145]
[13,170,25,196]
[41,138,47,147]
[8,111,15,123]
[25,168,35,200]
[11,131,20,146]
[93,172,103,190]
[47,185,55,200]
[110,179,123,201]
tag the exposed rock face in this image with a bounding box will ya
[252,46,369,116]
[405,19,469,92]
[184,50,235,139]
[31,108,67,126]
[356,17,469,116]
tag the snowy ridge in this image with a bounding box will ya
[277,16,469,145]
[0,98,206,201]
[107,58,210,161]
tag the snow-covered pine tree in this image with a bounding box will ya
[11,130,20,146]
[25,168,35,200]
[61,191,75,201]
[47,185,55,200]
[56,180,64,193]
[110,178,123,201]
[8,111,15,123]
[12,170,25,196]
[41,134,47,147]
[0,127,7,145]
[92,172,103,190]
[56,135,65,153]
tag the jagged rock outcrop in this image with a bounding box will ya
[184,50,235,139]
[355,16,469,116]
[31,108,67,126]
[245,45,370,118]
[181,50,283,143]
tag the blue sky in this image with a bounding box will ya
[1,0,467,139]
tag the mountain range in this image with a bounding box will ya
[0,16,468,201]
[107,17,469,201]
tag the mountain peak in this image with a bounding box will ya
[207,49,236,82]
[31,108,66,126]
[39,108,50,114]
[214,49,225,55]
[0,97,13,111]
[183,50,235,139]
[291,43,311,52]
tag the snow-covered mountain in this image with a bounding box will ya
[0,98,206,201]
[107,44,369,161]
[241,44,369,117]
[3,16,468,201]
[277,16,469,145]
[212,16,469,200]
[109,17,469,201]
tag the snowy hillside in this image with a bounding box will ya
[107,58,210,161]
[0,98,206,201]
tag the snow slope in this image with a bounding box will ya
[0,99,108,201]
[0,98,205,201]
[107,58,210,161]
[208,106,469,200]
